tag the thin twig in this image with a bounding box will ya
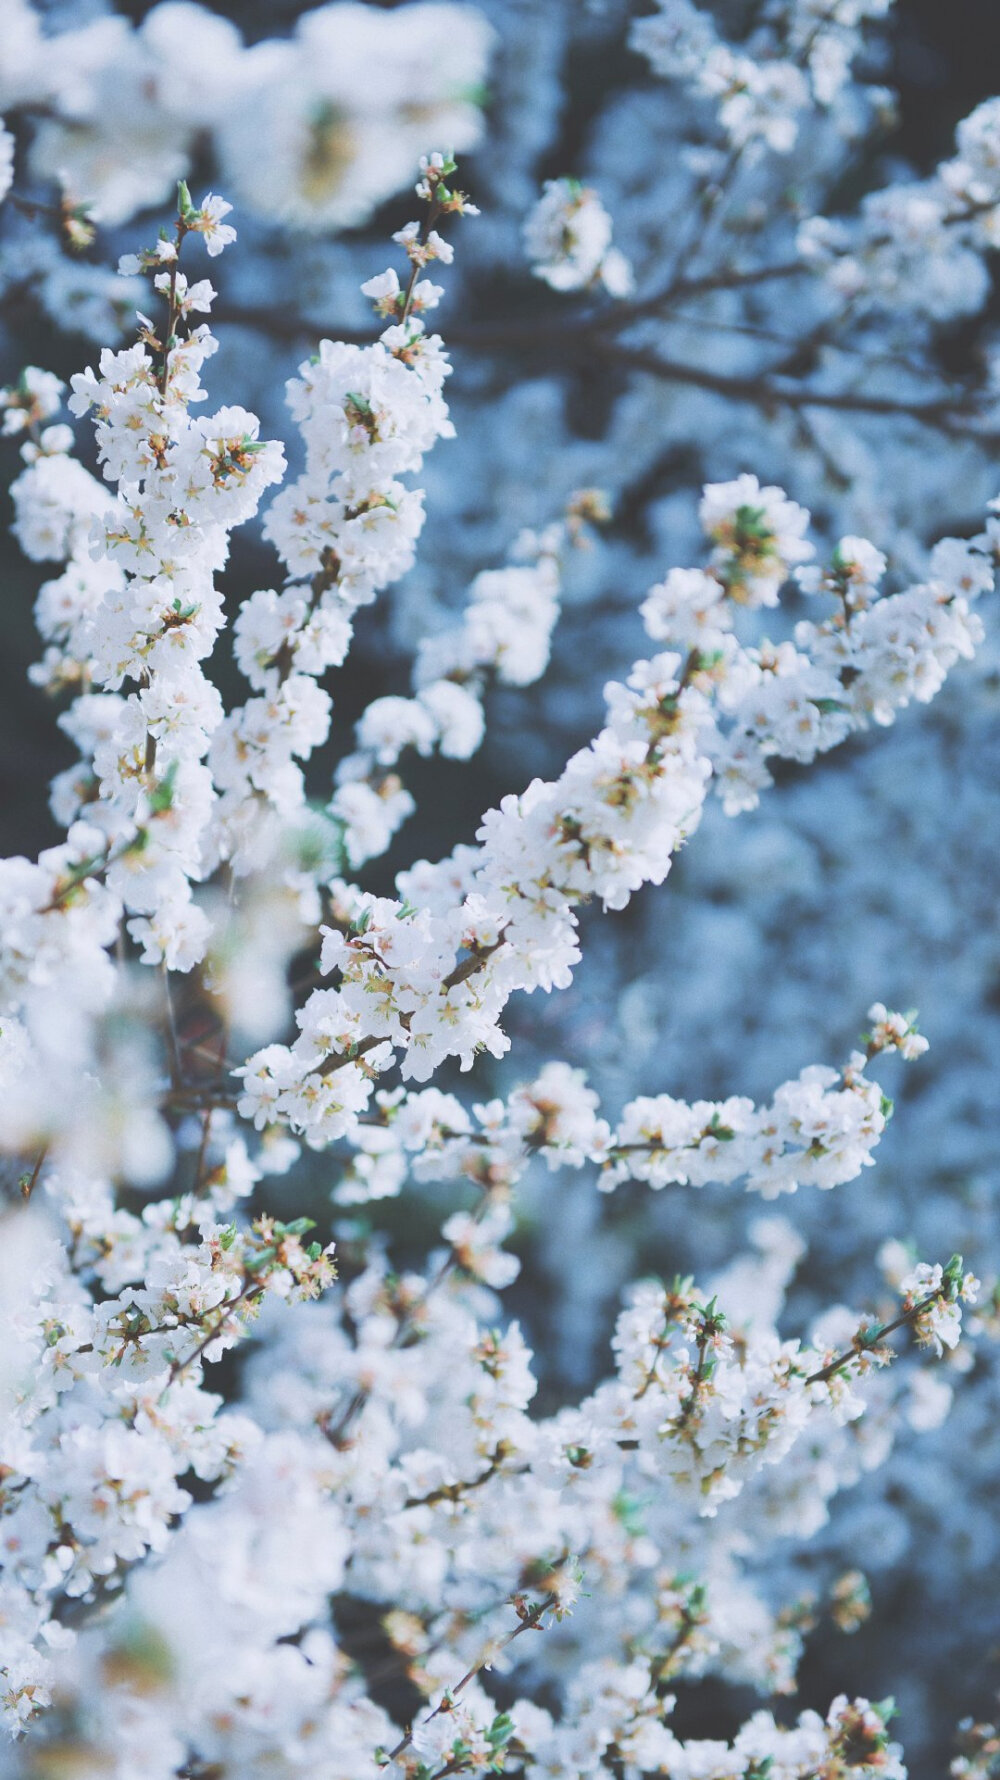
[163,1277,264,1388]
[804,1290,943,1387]
[210,260,806,350]
[161,965,183,1091]
[320,1188,496,1448]
[385,1593,558,1768]
[672,1324,712,1431]
[403,1443,518,1511]
[20,1145,49,1201]
[157,213,188,399]
[588,337,980,428]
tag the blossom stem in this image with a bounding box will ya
[164,1277,264,1388]
[321,1187,496,1448]
[161,964,183,1089]
[588,338,984,430]
[399,197,444,328]
[157,213,188,399]
[20,1144,48,1200]
[804,1290,944,1386]
[672,1324,712,1430]
[403,1443,517,1510]
[385,1593,558,1768]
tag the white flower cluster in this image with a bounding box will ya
[330,1005,926,1207]
[0,1177,971,1766]
[898,1259,981,1358]
[0,1183,334,1738]
[332,500,605,869]
[212,165,472,875]
[631,0,893,156]
[642,480,991,815]
[800,95,1000,319]
[0,0,493,231]
[35,194,283,978]
[524,179,634,296]
[0,126,995,1776]
[237,645,714,1136]
[513,1692,906,1780]
[239,473,988,1146]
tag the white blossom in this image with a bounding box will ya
[0,19,996,1770]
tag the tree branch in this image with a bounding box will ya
[804,1289,944,1387]
[588,338,984,430]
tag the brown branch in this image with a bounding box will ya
[211,257,999,438]
[804,1289,944,1387]
[161,964,183,1090]
[319,1186,496,1449]
[157,215,188,400]
[212,260,806,351]
[384,1593,558,1768]
[40,852,111,913]
[20,1145,49,1201]
[441,937,505,993]
[593,258,806,330]
[191,1018,232,1193]
[399,198,443,326]
[316,1033,387,1078]
[403,1443,519,1511]
[671,1321,715,1432]
[311,935,504,1086]
[163,1277,264,1388]
[165,1086,238,1113]
[588,338,982,429]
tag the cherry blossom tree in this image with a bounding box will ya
[0,4,997,1777]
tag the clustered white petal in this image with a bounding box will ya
[0,9,995,1767]
[0,1,492,232]
[525,179,634,296]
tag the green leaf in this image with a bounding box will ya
[147,761,178,814]
[943,1254,965,1300]
[245,1246,277,1274]
[706,1111,736,1141]
[733,502,771,539]
[487,1712,514,1748]
[611,1489,647,1536]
